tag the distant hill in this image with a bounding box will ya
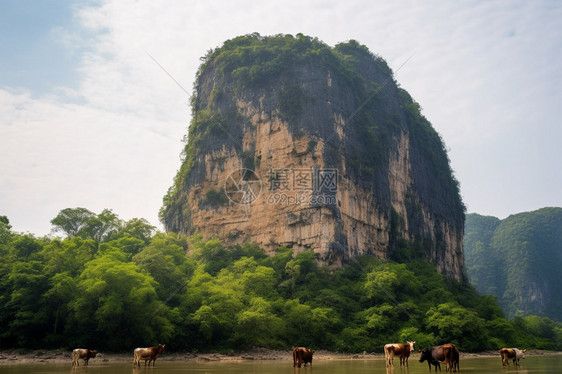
[464,208,562,321]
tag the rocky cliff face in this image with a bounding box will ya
[161,34,465,280]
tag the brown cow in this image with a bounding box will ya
[419,344,459,372]
[292,347,315,367]
[449,344,460,372]
[71,348,97,366]
[133,344,165,366]
[500,348,526,367]
[384,341,415,367]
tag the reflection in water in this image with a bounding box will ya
[386,363,411,374]
[502,366,528,374]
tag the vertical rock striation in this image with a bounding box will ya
[161,34,465,280]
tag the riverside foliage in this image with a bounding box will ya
[0,210,560,352]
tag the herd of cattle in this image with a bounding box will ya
[71,344,166,367]
[382,342,527,371]
[383,342,461,371]
[71,342,527,369]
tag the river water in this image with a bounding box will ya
[0,355,560,374]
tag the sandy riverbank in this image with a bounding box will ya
[0,347,559,365]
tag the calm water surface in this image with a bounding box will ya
[0,355,560,374]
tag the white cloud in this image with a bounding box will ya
[0,87,186,235]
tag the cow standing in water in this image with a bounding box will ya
[419,344,459,372]
[384,341,415,367]
[133,344,165,366]
[292,347,315,367]
[500,348,526,367]
[418,348,441,371]
[71,349,97,366]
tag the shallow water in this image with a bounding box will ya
[0,355,560,374]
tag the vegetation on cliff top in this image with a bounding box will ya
[1,209,561,352]
[161,33,371,228]
[464,208,562,321]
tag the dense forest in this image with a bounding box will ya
[464,208,562,321]
[1,208,561,352]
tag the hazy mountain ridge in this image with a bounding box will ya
[464,207,562,321]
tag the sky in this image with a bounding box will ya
[1,0,561,236]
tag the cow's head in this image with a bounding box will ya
[407,341,415,351]
[419,348,431,363]
[157,344,165,353]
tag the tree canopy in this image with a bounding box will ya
[0,209,560,352]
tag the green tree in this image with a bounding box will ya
[190,236,232,275]
[133,233,194,306]
[70,253,173,350]
[78,209,121,242]
[42,271,77,346]
[0,216,12,244]
[50,207,97,237]
[111,217,156,244]
[425,302,489,351]
[182,268,244,348]
[12,235,43,259]
[231,257,277,298]
[4,259,49,347]
[41,237,97,276]
[233,297,284,348]
[50,208,122,242]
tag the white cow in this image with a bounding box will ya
[133,344,165,366]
